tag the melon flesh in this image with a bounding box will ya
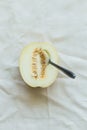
[19,42,59,88]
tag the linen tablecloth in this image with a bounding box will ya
[0,0,87,129]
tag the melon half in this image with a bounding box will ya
[19,42,59,88]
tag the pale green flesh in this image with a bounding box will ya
[19,42,59,88]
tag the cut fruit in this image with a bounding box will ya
[19,42,59,88]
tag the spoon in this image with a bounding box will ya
[44,50,76,79]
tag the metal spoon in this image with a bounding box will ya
[44,50,76,79]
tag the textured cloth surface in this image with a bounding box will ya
[0,0,87,130]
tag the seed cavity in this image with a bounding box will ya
[32,48,46,79]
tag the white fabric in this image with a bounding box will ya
[0,0,87,129]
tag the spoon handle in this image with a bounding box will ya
[49,60,76,79]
